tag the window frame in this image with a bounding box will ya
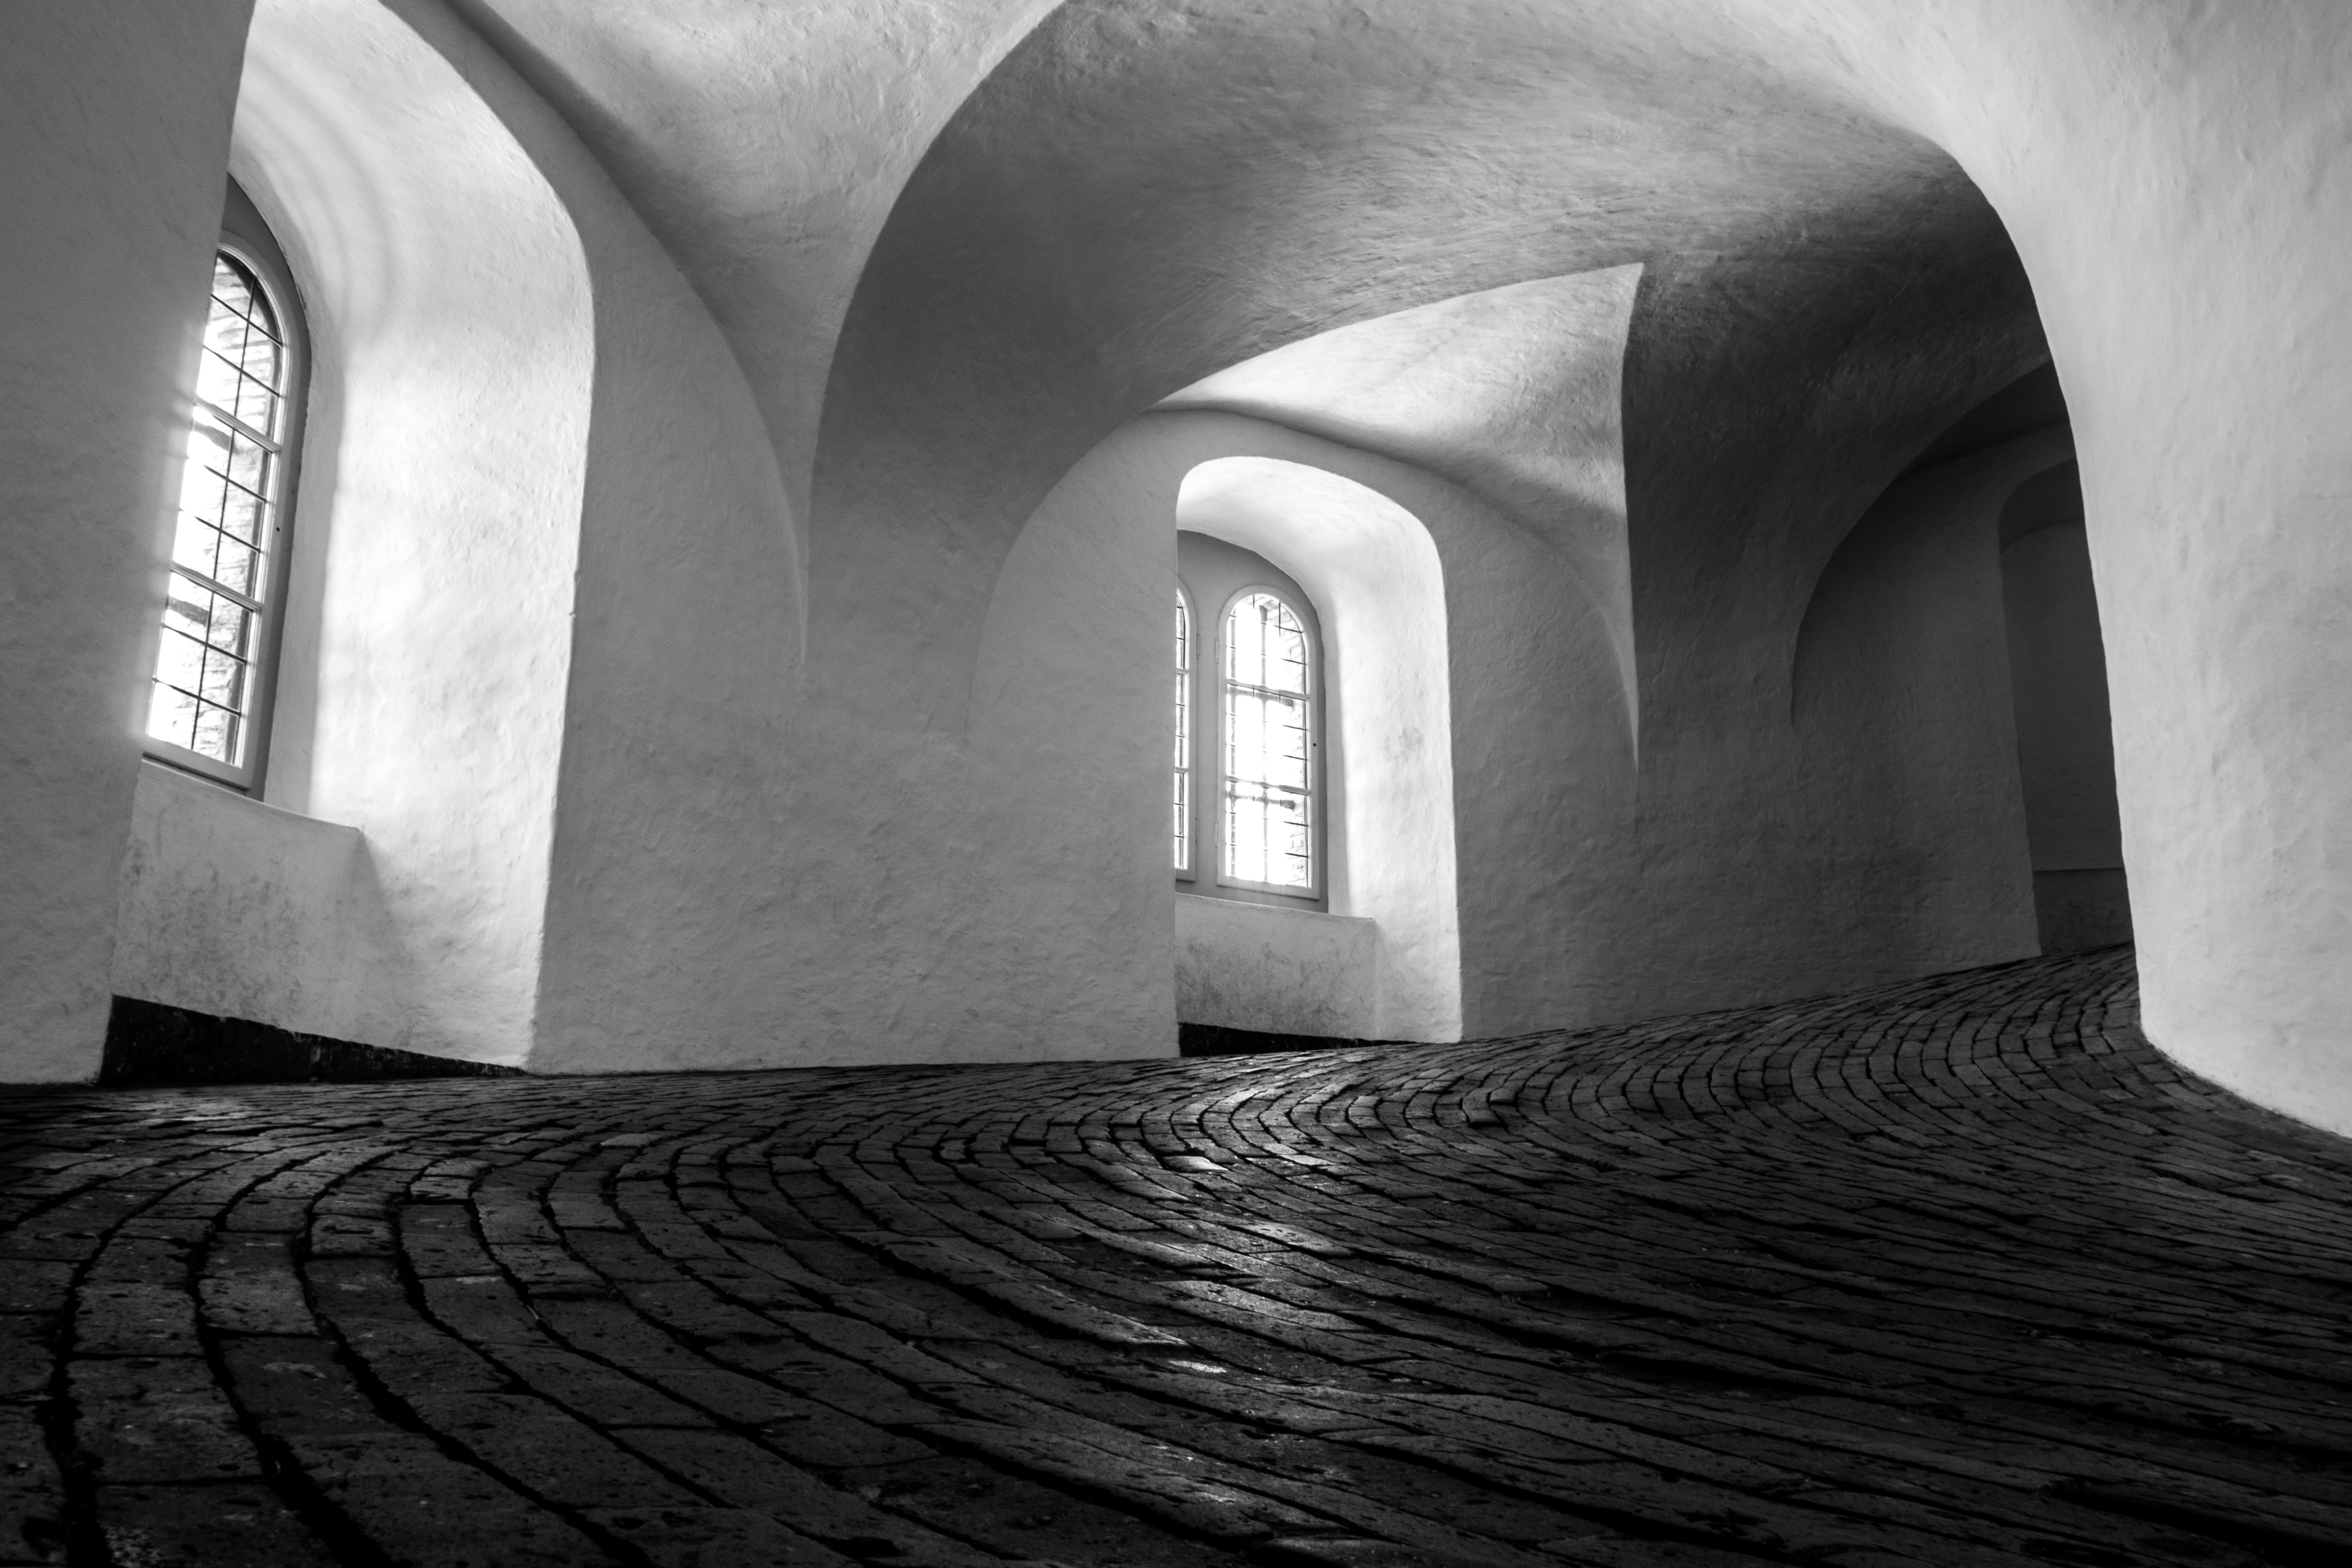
[1174,585,1196,881]
[144,190,308,794]
[1213,581,1323,901]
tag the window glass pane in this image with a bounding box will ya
[239,268,280,349]
[213,532,260,599]
[196,643,249,707]
[154,619,206,692]
[240,360,282,435]
[196,345,243,413]
[219,481,266,547]
[211,258,254,320]
[147,682,199,753]
[198,591,252,655]
[1174,776,1190,872]
[201,257,285,437]
[223,426,267,492]
[149,576,248,768]
[235,370,274,435]
[1222,592,1313,890]
[238,316,282,387]
[1225,781,1312,888]
[191,700,239,763]
[182,415,232,506]
[1173,671,1188,772]
[169,512,221,583]
[204,296,250,366]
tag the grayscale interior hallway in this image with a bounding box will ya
[6,948,2348,1567]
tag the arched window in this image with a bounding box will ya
[1174,532,1325,906]
[146,187,305,791]
[1174,588,1194,875]
[1222,589,1316,894]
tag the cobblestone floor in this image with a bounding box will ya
[5,948,2352,1567]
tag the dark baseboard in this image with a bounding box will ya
[1178,1022,1375,1058]
[100,996,523,1088]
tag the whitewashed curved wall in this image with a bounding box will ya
[162,0,597,1064]
[19,1,2352,1135]
[381,2,808,1074]
[0,2,254,1081]
[1765,2,2352,1131]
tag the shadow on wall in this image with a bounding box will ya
[2000,461,2132,953]
[1790,362,2130,968]
[1786,432,2052,980]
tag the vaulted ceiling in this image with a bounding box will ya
[453,0,2049,635]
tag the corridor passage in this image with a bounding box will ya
[4,949,2349,1566]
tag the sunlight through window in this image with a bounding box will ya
[147,254,289,773]
[1222,591,1314,891]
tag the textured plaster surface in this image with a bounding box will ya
[1782,431,2066,981]
[14,0,2352,1124]
[1779,2,2352,1132]
[210,0,2045,1069]
[263,0,2352,1117]
[812,0,2052,1048]
[2002,507,2124,873]
[451,0,1065,545]
[1171,894,1377,1040]
[0,2,254,1082]
[111,763,405,1046]
[229,0,591,1064]
[363,4,807,1075]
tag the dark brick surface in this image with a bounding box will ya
[5,949,2350,1565]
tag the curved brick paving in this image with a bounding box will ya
[6,948,2352,1566]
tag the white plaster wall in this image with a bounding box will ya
[1174,896,1377,1040]
[358,4,809,1075]
[962,421,1194,1066]
[1785,431,2069,977]
[1761,1,2352,1132]
[23,0,2352,1125]
[111,763,406,1042]
[0,2,254,1081]
[230,0,593,1065]
[1177,459,1460,1041]
[456,0,1064,543]
[135,0,807,1073]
